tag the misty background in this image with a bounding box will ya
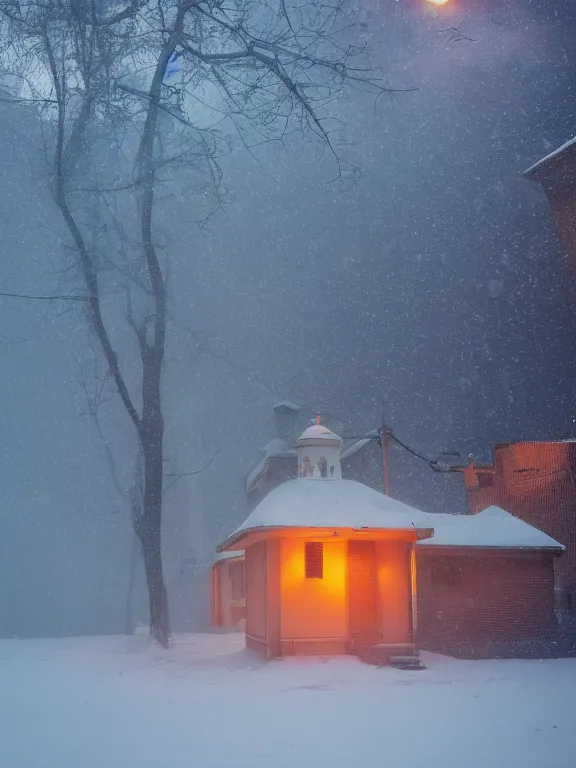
[1,0,576,637]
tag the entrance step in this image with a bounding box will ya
[389,655,426,671]
[356,644,425,669]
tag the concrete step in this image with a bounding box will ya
[356,643,426,669]
[389,655,426,671]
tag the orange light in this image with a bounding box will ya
[425,0,450,5]
[282,541,345,600]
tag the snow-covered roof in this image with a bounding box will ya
[524,136,576,179]
[273,400,300,412]
[417,506,564,551]
[220,484,565,553]
[340,431,378,461]
[219,479,434,550]
[245,459,267,493]
[296,424,342,445]
[247,429,378,493]
[246,438,296,493]
[262,438,295,458]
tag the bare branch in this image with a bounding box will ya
[0,0,403,649]
[0,290,93,301]
[163,449,221,496]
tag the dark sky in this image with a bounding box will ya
[178,0,576,543]
[185,0,576,447]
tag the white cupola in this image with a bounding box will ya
[295,418,342,480]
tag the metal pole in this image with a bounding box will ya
[379,425,391,496]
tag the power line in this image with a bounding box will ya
[343,426,454,474]
[386,431,445,473]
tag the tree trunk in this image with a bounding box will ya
[139,451,170,646]
[124,532,139,635]
[141,522,170,647]
[138,351,170,647]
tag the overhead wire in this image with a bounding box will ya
[342,427,455,473]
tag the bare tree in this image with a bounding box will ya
[0,0,406,646]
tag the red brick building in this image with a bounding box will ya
[418,534,559,659]
[417,505,562,658]
[463,441,576,629]
[215,426,565,660]
[524,137,576,299]
[515,138,576,643]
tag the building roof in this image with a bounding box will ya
[219,478,434,550]
[417,506,564,551]
[247,428,379,494]
[273,400,301,412]
[246,438,296,493]
[219,485,565,553]
[214,550,245,563]
[340,431,379,461]
[296,424,342,445]
[524,136,576,180]
[247,425,346,494]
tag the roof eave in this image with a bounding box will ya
[523,138,576,181]
[217,524,434,553]
[418,543,565,555]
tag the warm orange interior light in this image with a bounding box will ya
[282,542,346,600]
[425,0,450,5]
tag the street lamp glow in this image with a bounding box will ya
[426,0,451,5]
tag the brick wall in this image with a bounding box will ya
[467,472,498,514]
[548,186,576,297]
[247,457,296,510]
[467,442,576,619]
[496,443,576,602]
[417,549,558,657]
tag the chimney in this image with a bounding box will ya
[273,400,301,441]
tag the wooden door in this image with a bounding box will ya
[347,540,380,650]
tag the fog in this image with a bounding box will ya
[1,0,575,637]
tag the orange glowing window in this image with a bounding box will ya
[305,542,324,579]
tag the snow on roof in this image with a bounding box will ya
[246,438,296,492]
[417,506,564,551]
[524,136,576,179]
[245,459,267,493]
[246,429,379,494]
[220,485,565,553]
[340,431,378,461]
[220,479,433,550]
[262,438,295,458]
[296,424,342,445]
[273,400,300,412]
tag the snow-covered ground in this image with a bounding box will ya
[0,633,574,768]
